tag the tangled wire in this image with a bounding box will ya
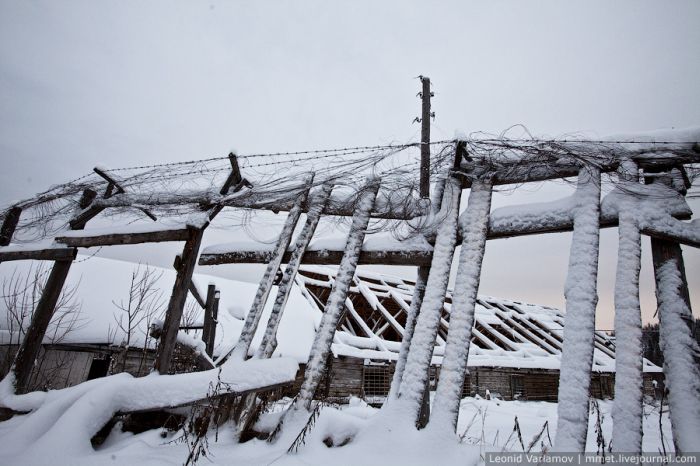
[1,131,697,244]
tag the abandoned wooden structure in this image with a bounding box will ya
[0,121,698,453]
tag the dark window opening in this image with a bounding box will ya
[87,355,111,380]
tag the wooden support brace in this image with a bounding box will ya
[256,183,334,360]
[188,282,207,309]
[227,177,313,362]
[11,257,76,393]
[153,227,205,374]
[431,178,493,431]
[295,179,380,410]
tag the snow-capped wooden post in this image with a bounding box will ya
[256,183,334,359]
[611,159,644,453]
[647,169,700,454]
[554,166,602,452]
[388,266,429,399]
[154,226,205,374]
[202,284,218,357]
[389,165,450,400]
[431,178,493,432]
[651,239,700,453]
[396,175,462,423]
[228,177,313,361]
[295,178,380,410]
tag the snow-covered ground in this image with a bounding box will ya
[0,395,673,466]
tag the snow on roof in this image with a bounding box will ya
[0,257,661,372]
[295,265,661,373]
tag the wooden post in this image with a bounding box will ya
[0,206,22,246]
[611,160,644,453]
[650,238,700,453]
[431,179,493,432]
[554,166,602,452]
[153,227,205,374]
[256,184,334,359]
[646,169,700,453]
[11,255,76,393]
[396,176,461,424]
[228,178,313,361]
[202,284,217,357]
[295,179,380,410]
[419,76,432,199]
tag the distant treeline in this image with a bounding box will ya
[640,317,700,366]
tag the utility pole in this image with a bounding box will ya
[418,76,434,199]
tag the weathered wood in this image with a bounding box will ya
[188,282,206,309]
[55,228,191,248]
[0,206,22,247]
[419,76,431,199]
[432,179,493,432]
[199,201,691,266]
[12,260,74,393]
[153,227,205,374]
[295,180,380,410]
[650,238,700,454]
[0,247,76,263]
[69,189,102,230]
[256,184,334,360]
[611,159,643,453]
[397,176,461,424]
[202,285,217,357]
[460,150,700,189]
[227,180,312,362]
[220,153,243,195]
[94,166,156,220]
[555,167,602,452]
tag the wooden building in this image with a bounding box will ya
[1,259,662,402]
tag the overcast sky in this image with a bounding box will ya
[1,0,698,328]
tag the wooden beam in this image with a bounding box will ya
[153,227,205,374]
[188,282,207,309]
[69,189,102,230]
[198,203,692,266]
[12,260,74,393]
[227,179,312,362]
[650,238,700,453]
[295,179,380,410]
[256,183,334,360]
[202,284,218,357]
[55,228,191,248]
[459,151,700,188]
[0,247,76,263]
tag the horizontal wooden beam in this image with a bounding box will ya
[199,248,434,266]
[0,247,76,262]
[200,210,693,266]
[55,228,191,248]
[459,151,700,188]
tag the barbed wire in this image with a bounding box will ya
[1,133,697,244]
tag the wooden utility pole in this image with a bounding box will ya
[419,76,433,199]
